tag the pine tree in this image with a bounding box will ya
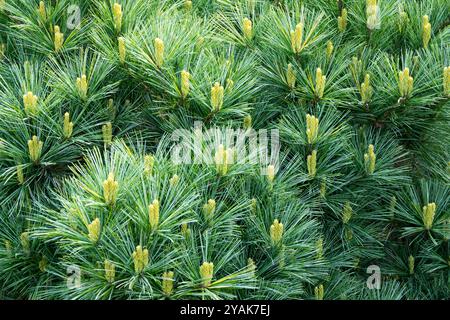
[0,0,448,300]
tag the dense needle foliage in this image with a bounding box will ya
[0,0,449,300]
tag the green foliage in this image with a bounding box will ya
[0,0,448,300]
